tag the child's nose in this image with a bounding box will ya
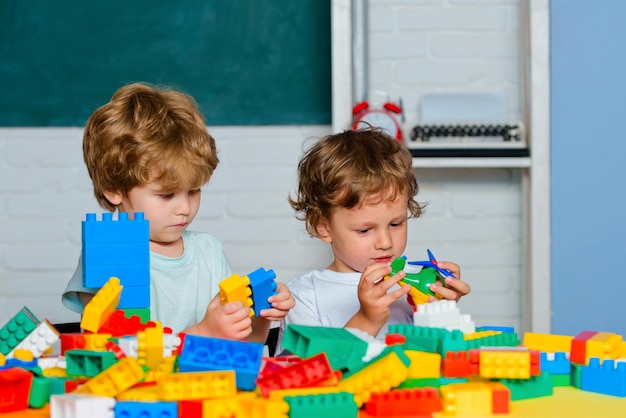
[376,229,392,250]
[176,196,191,215]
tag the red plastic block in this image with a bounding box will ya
[0,368,33,412]
[385,333,407,346]
[442,350,471,378]
[179,400,204,418]
[60,333,87,354]
[256,352,335,397]
[365,387,442,416]
[571,330,596,364]
[530,350,541,376]
[98,310,157,337]
[488,382,511,414]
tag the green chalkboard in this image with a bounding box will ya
[0,1,331,126]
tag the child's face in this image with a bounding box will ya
[109,181,202,254]
[318,192,409,273]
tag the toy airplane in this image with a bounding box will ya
[387,249,455,305]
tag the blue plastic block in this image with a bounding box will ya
[247,267,278,314]
[82,212,149,244]
[540,352,571,375]
[114,400,178,418]
[476,325,516,334]
[117,285,150,309]
[82,212,150,289]
[83,264,150,289]
[580,358,626,397]
[178,335,263,391]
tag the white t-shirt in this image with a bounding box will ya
[62,230,233,334]
[277,269,414,353]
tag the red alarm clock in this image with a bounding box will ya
[352,98,404,141]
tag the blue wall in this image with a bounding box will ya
[551,0,626,336]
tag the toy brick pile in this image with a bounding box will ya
[1,213,625,417]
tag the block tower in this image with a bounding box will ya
[82,212,150,319]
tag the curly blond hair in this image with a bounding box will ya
[83,82,218,211]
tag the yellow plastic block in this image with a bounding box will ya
[580,332,623,363]
[337,349,410,407]
[73,356,144,397]
[405,350,441,378]
[84,333,112,351]
[144,355,177,383]
[441,382,492,416]
[80,277,123,333]
[159,370,237,401]
[137,325,164,370]
[479,349,531,379]
[267,386,342,401]
[116,384,161,401]
[523,332,573,352]
[219,273,254,316]
[42,367,67,378]
[464,330,500,341]
[242,397,289,418]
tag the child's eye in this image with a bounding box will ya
[391,220,405,227]
[356,228,370,234]
[189,189,201,195]
[159,193,174,199]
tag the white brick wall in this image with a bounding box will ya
[0,0,524,333]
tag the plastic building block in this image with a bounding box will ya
[178,335,263,391]
[73,356,144,397]
[80,277,123,333]
[465,329,521,349]
[50,393,116,418]
[405,350,441,378]
[268,386,343,402]
[116,384,160,401]
[256,352,335,398]
[158,370,237,401]
[571,331,623,365]
[114,400,178,418]
[440,382,492,416]
[477,347,541,379]
[282,325,369,373]
[478,325,516,334]
[219,273,254,315]
[82,212,150,289]
[0,306,40,355]
[442,350,471,378]
[413,299,475,333]
[487,382,511,414]
[60,333,87,354]
[365,387,442,416]
[284,392,358,418]
[83,333,112,352]
[9,319,60,358]
[580,358,626,397]
[98,310,156,337]
[117,284,151,309]
[137,324,164,370]
[385,333,406,346]
[247,267,278,314]
[386,257,440,305]
[523,331,574,353]
[500,371,553,400]
[122,308,151,323]
[540,351,571,375]
[28,372,51,409]
[65,349,118,377]
[336,347,410,407]
[0,367,33,412]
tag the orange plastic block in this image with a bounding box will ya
[80,277,123,333]
[337,348,410,407]
[442,350,471,378]
[365,387,442,416]
[0,368,33,412]
[219,273,254,316]
[72,356,144,397]
[405,350,441,378]
[441,382,492,416]
[158,370,237,401]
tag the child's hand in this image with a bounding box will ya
[428,261,471,302]
[260,282,295,321]
[350,260,411,335]
[193,294,253,340]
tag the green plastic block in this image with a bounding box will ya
[28,375,51,408]
[122,308,151,323]
[282,325,368,372]
[550,373,572,387]
[285,392,358,418]
[65,349,118,377]
[500,371,554,400]
[0,306,40,355]
[397,378,442,389]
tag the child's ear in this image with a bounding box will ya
[316,219,333,243]
[103,190,123,206]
